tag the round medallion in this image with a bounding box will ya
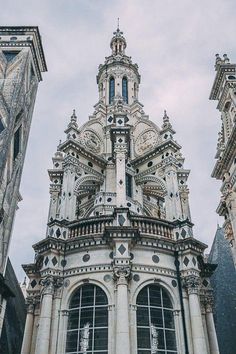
[152,255,160,264]
[133,274,140,282]
[64,279,70,288]
[104,274,112,283]
[171,280,177,288]
[135,129,159,156]
[81,130,102,153]
[83,254,90,262]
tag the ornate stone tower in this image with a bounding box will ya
[210,54,236,266]
[0,27,46,334]
[21,28,218,354]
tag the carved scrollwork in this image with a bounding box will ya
[40,276,64,296]
[183,275,200,295]
[113,265,131,283]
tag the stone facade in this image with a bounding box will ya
[0,27,46,336]
[210,54,236,266]
[21,27,218,354]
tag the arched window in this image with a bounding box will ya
[136,284,177,354]
[134,82,137,99]
[109,77,115,104]
[66,284,108,353]
[122,77,128,103]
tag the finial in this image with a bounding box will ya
[71,109,77,123]
[162,109,172,130]
[117,18,120,30]
[223,53,230,63]
[163,110,169,123]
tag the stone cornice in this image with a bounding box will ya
[0,26,47,81]
[132,140,181,166]
[209,64,236,100]
[59,139,107,167]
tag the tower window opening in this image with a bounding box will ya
[109,77,115,104]
[13,125,21,160]
[66,284,108,353]
[134,82,137,99]
[122,77,128,103]
[126,173,132,198]
[136,284,177,353]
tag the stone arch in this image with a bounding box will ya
[74,174,104,196]
[132,278,178,310]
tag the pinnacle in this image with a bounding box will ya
[71,109,77,123]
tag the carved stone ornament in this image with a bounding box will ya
[135,129,159,156]
[113,265,131,282]
[200,290,214,313]
[25,297,35,314]
[183,275,200,295]
[224,220,234,242]
[80,130,102,153]
[40,275,63,296]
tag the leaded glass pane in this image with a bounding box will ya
[136,285,177,353]
[137,306,149,326]
[66,284,108,353]
[137,327,151,349]
[66,330,78,352]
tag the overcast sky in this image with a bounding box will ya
[3,0,236,280]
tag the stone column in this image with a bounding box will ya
[184,275,208,354]
[57,310,69,354]
[182,290,193,354]
[205,296,220,354]
[114,266,131,354]
[21,299,34,354]
[35,276,54,354]
[50,278,63,354]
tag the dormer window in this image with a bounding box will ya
[109,77,115,104]
[122,77,128,103]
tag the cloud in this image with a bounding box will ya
[4,0,236,280]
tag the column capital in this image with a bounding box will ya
[25,297,35,314]
[200,290,214,313]
[113,265,131,284]
[40,275,64,296]
[183,275,200,295]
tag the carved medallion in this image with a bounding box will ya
[81,130,102,153]
[135,129,159,155]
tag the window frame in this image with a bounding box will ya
[136,284,177,354]
[65,283,109,354]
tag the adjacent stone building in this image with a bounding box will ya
[21,27,219,354]
[208,226,236,354]
[0,27,47,335]
[210,54,236,266]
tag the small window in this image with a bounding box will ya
[109,77,115,104]
[126,173,132,198]
[122,77,128,103]
[13,126,21,160]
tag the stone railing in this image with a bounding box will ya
[69,214,173,239]
[69,216,114,238]
[129,215,173,239]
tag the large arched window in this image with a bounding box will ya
[109,77,115,104]
[136,284,177,354]
[66,284,108,353]
[122,76,128,103]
